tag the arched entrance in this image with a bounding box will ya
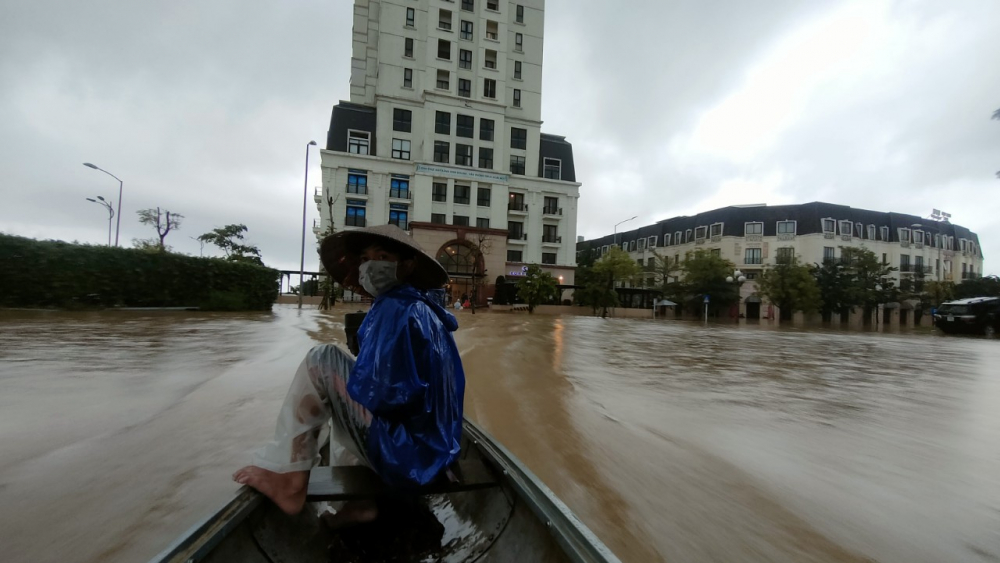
[436,241,484,305]
[745,295,762,320]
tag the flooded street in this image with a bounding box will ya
[1,307,999,563]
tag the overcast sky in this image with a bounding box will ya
[2,0,998,273]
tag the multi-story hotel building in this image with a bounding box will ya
[577,202,985,318]
[316,0,581,302]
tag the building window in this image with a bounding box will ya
[513,89,522,107]
[543,224,558,243]
[480,118,494,141]
[867,225,876,240]
[347,172,368,194]
[436,69,450,89]
[543,196,558,214]
[404,38,414,58]
[823,247,835,262]
[822,218,836,233]
[509,192,525,211]
[437,39,451,60]
[839,220,852,236]
[510,155,525,175]
[695,226,707,240]
[403,68,413,88]
[514,32,523,51]
[638,238,646,250]
[432,182,447,202]
[435,111,451,134]
[484,49,497,69]
[542,253,557,265]
[663,234,671,246]
[483,78,496,98]
[458,78,471,98]
[455,143,473,166]
[431,213,446,224]
[508,221,524,239]
[434,141,450,163]
[855,222,863,238]
[347,130,370,155]
[648,236,657,248]
[777,221,795,235]
[880,226,889,241]
[478,147,493,169]
[462,0,474,11]
[744,248,762,265]
[685,229,692,243]
[389,176,409,199]
[914,230,924,245]
[389,208,409,230]
[934,234,941,248]
[459,49,472,69]
[507,249,523,262]
[710,248,721,257]
[899,228,910,242]
[776,247,794,262]
[453,215,470,226]
[405,7,415,27]
[476,217,490,229]
[900,254,910,269]
[439,9,452,30]
[542,158,561,179]
[745,222,763,235]
[346,201,367,227]
[460,20,473,40]
[391,138,411,160]
[515,4,524,23]
[486,20,498,40]
[454,184,470,204]
[392,108,411,132]
[487,0,499,10]
[510,127,527,149]
[513,60,522,79]
[457,114,474,137]
[477,186,491,206]
[674,231,681,245]
[710,223,723,237]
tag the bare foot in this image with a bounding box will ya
[232,466,309,515]
[320,500,379,530]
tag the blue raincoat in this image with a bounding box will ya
[349,283,466,488]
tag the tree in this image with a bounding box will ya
[137,207,183,251]
[591,247,642,318]
[841,247,896,323]
[466,232,493,314]
[644,249,680,293]
[757,255,822,320]
[197,224,263,266]
[515,264,558,313]
[676,249,738,316]
[812,258,852,322]
[954,274,1000,299]
[921,280,955,310]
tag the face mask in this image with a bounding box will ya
[359,260,399,297]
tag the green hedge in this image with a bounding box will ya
[0,234,279,310]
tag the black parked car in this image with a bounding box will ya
[933,297,1000,336]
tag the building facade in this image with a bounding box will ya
[577,202,985,315]
[317,0,581,302]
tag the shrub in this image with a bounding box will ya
[0,234,279,310]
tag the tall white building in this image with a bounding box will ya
[317,0,581,302]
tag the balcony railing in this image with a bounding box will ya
[314,187,322,203]
[507,232,527,241]
[542,206,562,215]
[346,184,368,195]
[508,202,528,212]
[389,189,410,200]
[312,219,322,233]
[345,216,366,227]
[542,235,562,244]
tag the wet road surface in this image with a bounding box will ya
[0,306,998,562]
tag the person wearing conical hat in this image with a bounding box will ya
[233,225,466,524]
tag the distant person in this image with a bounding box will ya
[454,300,463,310]
[233,225,466,526]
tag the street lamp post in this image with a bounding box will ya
[725,269,746,321]
[83,163,123,247]
[85,196,115,246]
[613,216,637,247]
[299,140,318,310]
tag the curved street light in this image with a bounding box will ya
[299,140,318,309]
[83,163,124,247]
[86,196,115,246]
[613,215,638,246]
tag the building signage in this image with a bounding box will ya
[507,266,529,277]
[416,163,509,184]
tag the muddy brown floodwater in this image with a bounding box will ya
[1,305,999,562]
